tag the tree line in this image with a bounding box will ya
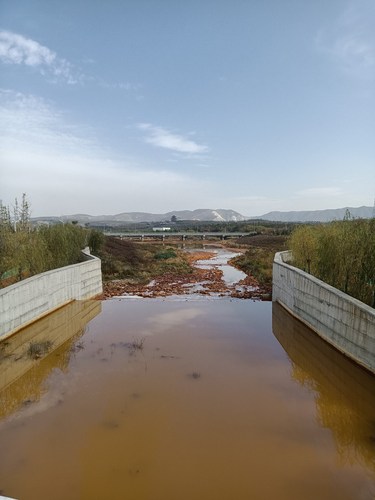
[288,215,375,307]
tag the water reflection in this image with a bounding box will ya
[0,300,101,420]
[1,299,375,500]
[272,301,375,471]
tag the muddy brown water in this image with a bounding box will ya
[1,298,375,500]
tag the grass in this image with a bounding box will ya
[229,234,287,286]
[98,237,193,283]
[154,248,177,260]
[99,233,287,292]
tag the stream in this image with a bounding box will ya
[193,249,247,285]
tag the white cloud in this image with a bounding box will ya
[316,32,374,76]
[0,31,142,90]
[0,30,80,84]
[0,92,366,218]
[0,90,212,216]
[315,1,375,78]
[138,123,209,155]
[0,31,55,66]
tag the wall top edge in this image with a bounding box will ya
[0,249,101,295]
[273,251,375,317]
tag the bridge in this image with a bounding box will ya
[104,231,253,241]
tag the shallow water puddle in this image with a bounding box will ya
[0,299,375,500]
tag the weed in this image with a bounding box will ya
[130,337,145,351]
[71,340,85,353]
[27,340,53,359]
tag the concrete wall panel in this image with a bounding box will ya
[0,249,102,339]
[273,251,375,374]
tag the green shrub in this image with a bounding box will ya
[154,248,177,260]
[288,218,375,307]
[232,247,274,285]
[88,229,105,255]
[39,224,87,268]
[0,223,89,286]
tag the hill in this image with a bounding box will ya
[33,209,246,224]
[32,206,374,225]
[258,206,373,222]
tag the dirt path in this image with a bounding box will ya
[101,250,272,300]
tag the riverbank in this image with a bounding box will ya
[101,249,271,300]
[97,234,287,301]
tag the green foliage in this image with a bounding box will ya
[98,236,146,280]
[288,225,318,274]
[0,204,11,229]
[231,234,287,286]
[38,223,87,269]
[0,195,91,287]
[98,237,192,282]
[16,193,31,232]
[0,222,89,287]
[154,257,192,276]
[232,248,275,285]
[288,218,375,307]
[88,229,105,255]
[91,219,297,235]
[154,248,177,260]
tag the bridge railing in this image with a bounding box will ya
[104,231,250,241]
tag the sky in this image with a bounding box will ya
[0,0,374,217]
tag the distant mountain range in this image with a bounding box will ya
[33,206,374,224]
[258,206,374,222]
[33,209,247,224]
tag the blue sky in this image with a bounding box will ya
[0,0,374,217]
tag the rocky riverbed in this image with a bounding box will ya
[101,249,272,300]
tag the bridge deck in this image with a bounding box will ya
[104,232,251,240]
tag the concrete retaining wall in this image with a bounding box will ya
[273,250,375,374]
[0,248,102,340]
